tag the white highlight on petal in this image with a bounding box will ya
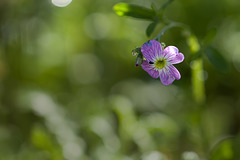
[52,0,72,7]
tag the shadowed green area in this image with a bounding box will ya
[0,0,240,159]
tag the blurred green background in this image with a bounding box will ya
[0,0,240,159]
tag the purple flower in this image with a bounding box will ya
[141,40,184,85]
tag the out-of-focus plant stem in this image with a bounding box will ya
[188,35,205,104]
[192,59,205,103]
[187,34,209,158]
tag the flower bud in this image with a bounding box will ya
[161,42,166,50]
[135,53,143,66]
[132,47,141,56]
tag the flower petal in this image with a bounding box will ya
[141,40,162,62]
[163,46,184,64]
[141,60,160,78]
[169,52,184,64]
[159,69,175,85]
[163,46,178,57]
[168,65,181,80]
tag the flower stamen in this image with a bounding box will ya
[155,59,166,69]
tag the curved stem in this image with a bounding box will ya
[154,21,190,41]
[207,135,235,158]
[161,0,174,9]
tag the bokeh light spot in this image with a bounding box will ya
[52,0,72,7]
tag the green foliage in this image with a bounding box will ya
[31,126,64,160]
[204,46,230,73]
[161,0,174,10]
[146,21,158,37]
[113,1,168,37]
[203,28,217,45]
[1,0,240,159]
[31,126,54,151]
[113,3,155,20]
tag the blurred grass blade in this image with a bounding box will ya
[205,46,230,72]
[203,28,217,45]
[113,3,155,20]
[146,21,158,37]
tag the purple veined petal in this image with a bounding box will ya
[163,46,184,64]
[141,60,160,78]
[169,52,184,64]
[141,40,162,62]
[168,65,181,80]
[163,46,178,58]
[159,69,176,85]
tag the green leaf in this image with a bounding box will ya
[204,46,230,72]
[146,21,158,37]
[113,3,155,20]
[203,28,217,45]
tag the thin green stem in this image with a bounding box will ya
[161,0,174,10]
[208,135,235,158]
[154,21,189,41]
